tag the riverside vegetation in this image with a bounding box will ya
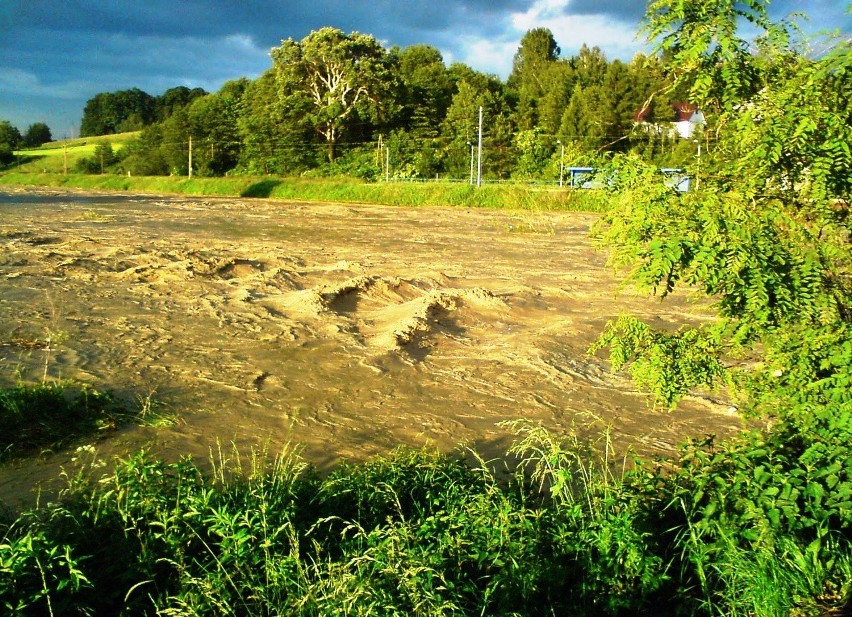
[1,0,851,614]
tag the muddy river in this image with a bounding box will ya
[0,188,742,508]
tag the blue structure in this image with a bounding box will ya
[566,166,691,192]
[567,167,599,189]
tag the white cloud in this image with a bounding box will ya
[451,0,645,78]
[455,36,519,77]
[514,0,641,52]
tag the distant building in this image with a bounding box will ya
[632,101,705,139]
[672,103,705,139]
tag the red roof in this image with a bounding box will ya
[672,102,698,122]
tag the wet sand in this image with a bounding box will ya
[0,188,742,508]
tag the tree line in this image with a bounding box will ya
[0,121,53,165]
[68,27,701,181]
[0,86,207,167]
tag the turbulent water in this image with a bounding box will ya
[0,188,742,508]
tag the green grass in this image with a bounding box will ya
[0,382,170,462]
[0,417,848,616]
[0,170,610,212]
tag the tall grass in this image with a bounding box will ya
[0,382,172,463]
[2,416,848,616]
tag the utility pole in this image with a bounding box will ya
[476,106,483,188]
[385,145,390,182]
[557,140,564,187]
[188,136,193,178]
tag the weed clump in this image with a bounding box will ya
[0,382,168,462]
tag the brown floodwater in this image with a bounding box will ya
[0,187,742,509]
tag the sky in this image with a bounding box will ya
[1,0,850,137]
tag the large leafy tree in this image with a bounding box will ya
[21,122,52,147]
[392,44,453,138]
[238,69,317,175]
[536,61,575,136]
[187,79,248,176]
[508,28,561,130]
[588,4,852,606]
[155,86,208,122]
[80,88,156,136]
[271,27,394,162]
[560,82,607,153]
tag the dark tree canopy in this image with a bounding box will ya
[80,86,208,137]
[156,86,208,122]
[0,120,21,165]
[22,122,52,147]
[80,88,155,136]
[0,120,21,149]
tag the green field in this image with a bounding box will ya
[10,132,139,174]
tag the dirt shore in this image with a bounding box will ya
[0,188,742,507]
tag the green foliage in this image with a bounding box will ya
[3,420,847,615]
[392,45,454,139]
[655,398,852,615]
[74,141,120,174]
[80,86,207,137]
[507,421,671,613]
[0,383,118,461]
[80,88,156,137]
[592,2,852,411]
[271,27,394,162]
[0,382,170,462]
[512,128,555,179]
[0,144,14,167]
[21,123,52,148]
[590,316,725,408]
[585,10,852,613]
[0,120,22,149]
[49,23,694,178]
[0,120,21,166]
[184,80,249,176]
[643,0,774,112]
[507,27,561,130]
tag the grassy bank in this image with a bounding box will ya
[1,417,849,615]
[0,382,170,462]
[0,171,610,212]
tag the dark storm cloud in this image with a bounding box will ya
[565,0,646,21]
[0,0,529,132]
[0,0,849,135]
[4,1,527,47]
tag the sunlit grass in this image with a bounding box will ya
[10,133,139,174]
[0,170,609,213]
